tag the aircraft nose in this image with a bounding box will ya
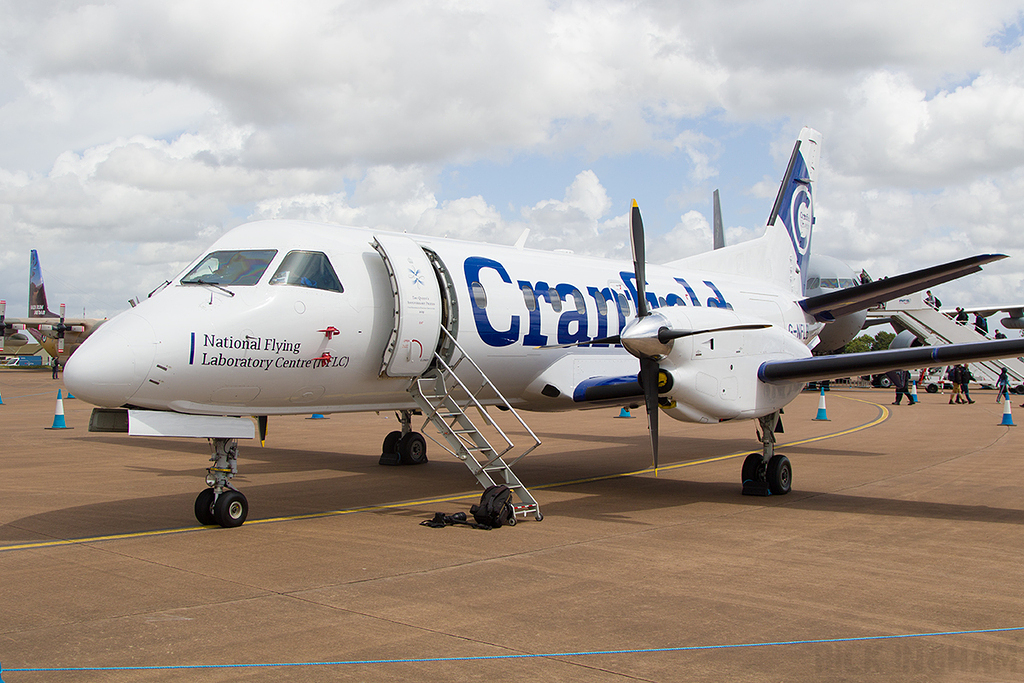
[64,312,157,407]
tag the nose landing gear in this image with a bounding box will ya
[194,437,249,527]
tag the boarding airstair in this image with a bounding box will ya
[867,292,1024,390]
[408,327,543,522]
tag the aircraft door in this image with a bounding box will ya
[373,234,444,377]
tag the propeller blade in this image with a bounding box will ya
[630,200,649,319]
[640,356,660,470]
[57,303,66,354]
[0,300,5,352]
[657,323,771,344]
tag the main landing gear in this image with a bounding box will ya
[741,410,792,497]
[379,409,429,466]
[194,437,249,528]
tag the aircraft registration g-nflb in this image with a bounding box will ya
[64,127,1024,528]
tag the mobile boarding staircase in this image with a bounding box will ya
[867,292,1024,390]
[408,327,543,522]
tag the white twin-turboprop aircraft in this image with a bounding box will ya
[64,127,1024,527]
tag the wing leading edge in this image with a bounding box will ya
[758,338,1024,385]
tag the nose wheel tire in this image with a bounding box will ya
[398,432,428,465]
[766,455,792,495]
[213,490,249,528]
[194,489,216,526]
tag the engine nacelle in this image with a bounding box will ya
[647,307,811,423]
[1001,316,1024,330]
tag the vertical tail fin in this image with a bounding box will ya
[29,250,58,318]
[767,127,821,295]
[712,189,725,250]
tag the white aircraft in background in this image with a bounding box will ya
[1,250,107,358]
[64,128,1024,528]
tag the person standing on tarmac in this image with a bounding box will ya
[996,367,1010,404]
[958,364,975,404]
[892,369,914,405]
[948,366,964,404]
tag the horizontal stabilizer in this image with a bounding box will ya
[799,254,1006,321]
[758,338,1024,385]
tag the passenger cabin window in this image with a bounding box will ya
[471,282,487,308]
[181,250,277,286]
[521,284,537,312]
[269,251,344,293]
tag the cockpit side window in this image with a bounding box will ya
[181,250,277,286]
[269,250,344,293]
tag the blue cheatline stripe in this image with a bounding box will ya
[3,626,1023,673]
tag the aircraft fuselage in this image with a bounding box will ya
[66,220,816,422]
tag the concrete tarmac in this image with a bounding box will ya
[1,370,1023,681]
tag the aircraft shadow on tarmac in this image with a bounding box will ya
[3,442,1022,544]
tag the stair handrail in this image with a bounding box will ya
[432,327,541,465]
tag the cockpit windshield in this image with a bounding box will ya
[181,250,278,286]
[269,251,344,293]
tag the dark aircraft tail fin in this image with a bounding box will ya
[28,250,58,318]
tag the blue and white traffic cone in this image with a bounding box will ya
[910,380,918,404]
[46,390,71,429]
[813,387,830,421]
[1000,399,1015,426]
[616,407,634,418]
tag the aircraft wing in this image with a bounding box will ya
[758,338,1024,385]
[2,316,96,335]
[799,254,1007,322]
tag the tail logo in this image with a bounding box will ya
[790,185,812,258]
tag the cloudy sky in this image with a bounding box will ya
[2,0,1023,326]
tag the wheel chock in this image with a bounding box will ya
[379,451,403,466]
[742,480,771,496]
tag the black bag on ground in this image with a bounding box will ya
[470,484,514,528]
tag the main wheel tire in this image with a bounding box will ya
[382,430,402,455]
[741,453,763,484]
[194,489,216,526]
[213,490,248,528]
[766,455,792,495]
[398,432,428,465]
